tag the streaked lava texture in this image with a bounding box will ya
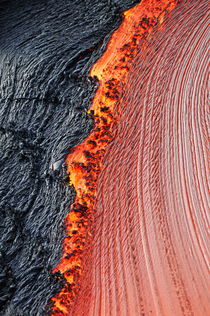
[51,0,209,315]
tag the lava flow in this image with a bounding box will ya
[50,0,178,314]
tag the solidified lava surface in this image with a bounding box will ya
[0,1,139,315]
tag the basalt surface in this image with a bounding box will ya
[0,1,138,315]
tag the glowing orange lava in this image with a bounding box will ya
[50,0,177,314]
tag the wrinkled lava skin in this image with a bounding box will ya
[0,0,140,315]
[85,1,209,316]
[63,0,209,315]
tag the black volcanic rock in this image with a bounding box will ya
[0,0,139,315]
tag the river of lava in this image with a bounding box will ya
[50,0,178,314]
[85,1,209,316]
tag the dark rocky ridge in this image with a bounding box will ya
[0,0,139,315]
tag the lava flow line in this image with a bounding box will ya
[50,0,177,314]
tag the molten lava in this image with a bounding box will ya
[50,0,178,314]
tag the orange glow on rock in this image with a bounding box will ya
[50,0,177,314]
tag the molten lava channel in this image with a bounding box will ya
[83,1,209,315]
[50,0,178,314]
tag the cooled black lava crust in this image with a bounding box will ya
[0,0,139,315]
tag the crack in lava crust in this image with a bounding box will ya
[50,0,178,315]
